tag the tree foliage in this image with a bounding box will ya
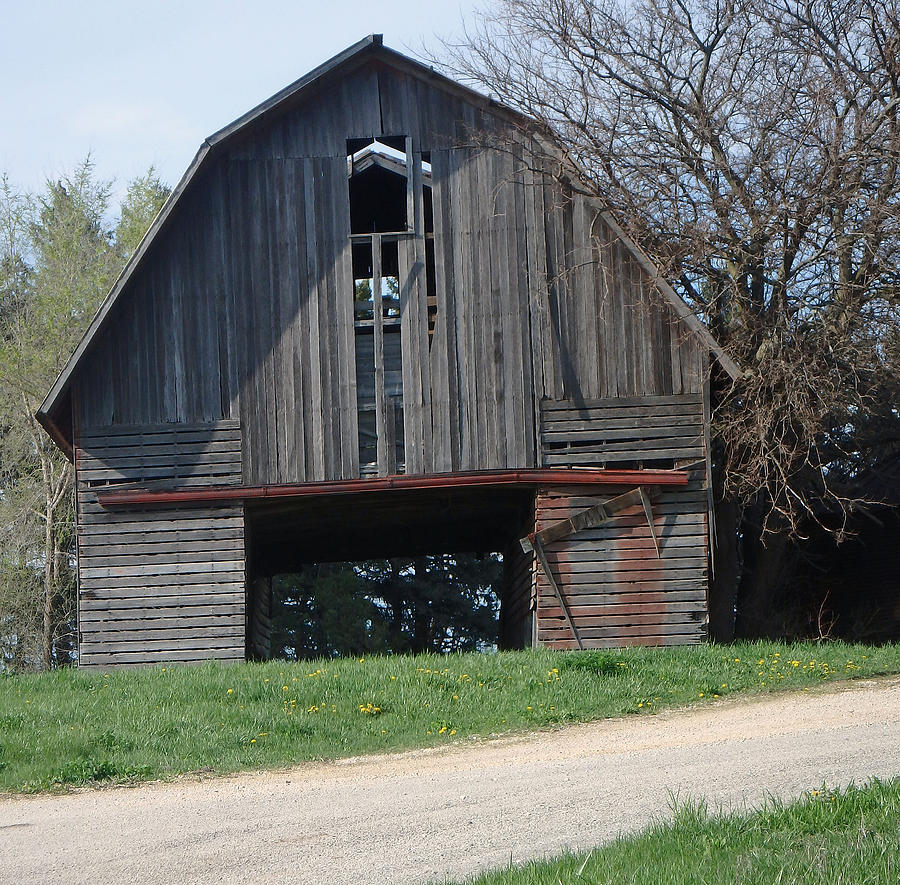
[116,167,169,261]
[444,0,900,634]
[270,554,502,660]
[0,161,170,671]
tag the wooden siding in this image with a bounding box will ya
[73,61,707,489]
[248,576,273,660]
[75,422,246,667]
[534,477,709,649]
[59,51,720,663]
[540,394,705,467]
[533,204,706,404]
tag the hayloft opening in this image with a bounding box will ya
[347,137,436,474]
[347,137,432,234]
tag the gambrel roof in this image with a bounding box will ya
[37,34,739,457]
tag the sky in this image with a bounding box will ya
[0,0,479,203]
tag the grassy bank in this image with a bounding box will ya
[1,641,898,793]
[449,778,900,885]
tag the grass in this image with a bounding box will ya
[0,640,898,793]
[448,778,900,885]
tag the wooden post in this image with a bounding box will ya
[372,234,389,475]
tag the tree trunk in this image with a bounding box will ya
[42,499,55,669]
[734,513,790,638]
[708,497,739,641]
[411,557,430,653]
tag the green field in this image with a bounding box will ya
[1,641,898,793]
[448,778,900,885]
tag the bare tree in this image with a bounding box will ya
[441,0,900,635]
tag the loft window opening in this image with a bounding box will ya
[352,239,401,325]
[353,235,405,476]
[347,137,432,234]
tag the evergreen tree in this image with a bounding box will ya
[269,554,502,660]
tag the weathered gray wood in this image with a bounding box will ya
[541,393,702,411]
[429,150,458,473]
[75,418,246,667]
[304,157,326,481]
[79,647,245,667]
[80,592,245,612]
[371,235,388,475]
[49,45,730,664]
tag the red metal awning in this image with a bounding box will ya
[96,467,689,508]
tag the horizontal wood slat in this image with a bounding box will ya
[540,394,702,411]
[76,421,246,669]
[540,394,704,468]
[79,647,245,667]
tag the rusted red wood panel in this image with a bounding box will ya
[534,486,708,650]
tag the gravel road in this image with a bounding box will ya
[2,677,899,885]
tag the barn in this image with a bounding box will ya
[37,36,740,668]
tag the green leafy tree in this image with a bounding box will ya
[116,167,169,261]
[0,160,169,670]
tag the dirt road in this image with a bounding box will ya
[2,677,899,885]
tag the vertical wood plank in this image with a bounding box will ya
[330,156,359,479]
[303,158,326,481]
[372,234,389,475]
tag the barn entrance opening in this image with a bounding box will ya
[244,482,536,661]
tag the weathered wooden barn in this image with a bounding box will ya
[37,36,739,667]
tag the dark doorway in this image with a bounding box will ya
[244,483,537,660]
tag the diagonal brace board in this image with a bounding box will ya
[520,487,659,553]
[531,534,583,650]
[638,487,661,558]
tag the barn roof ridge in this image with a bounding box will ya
[37,35,738,451]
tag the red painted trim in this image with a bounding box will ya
[96,468,689,508]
